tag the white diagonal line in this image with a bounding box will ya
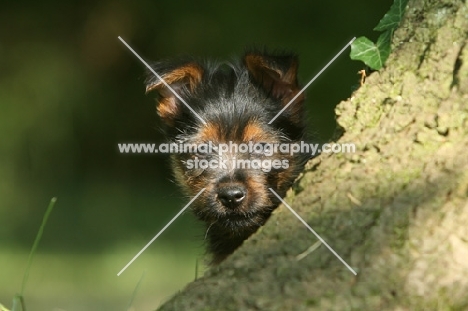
[269,188,357,275]
[118,36,207,125]
[117,188,206,276]
[268,37,356,124]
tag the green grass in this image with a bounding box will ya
[2,197,57,311]
[0,245,202,310]
[0,197,203,310]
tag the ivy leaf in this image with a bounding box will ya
[350,30,392,70]
[374,0,409,31]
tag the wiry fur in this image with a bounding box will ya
[146,50,310,264]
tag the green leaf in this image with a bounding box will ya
[376,30,392,65]
[350,30,392,70]
[374,0,409,31]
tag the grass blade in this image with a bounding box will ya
[20,197,57,296]
[126,270,146,311]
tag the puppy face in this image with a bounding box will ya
[147,50,309,249]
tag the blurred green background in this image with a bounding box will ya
[1,1,391,310]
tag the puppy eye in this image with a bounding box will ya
[195,152,215,160]
[194,152,207,159]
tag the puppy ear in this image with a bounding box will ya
[146,62,203,126]
[244,51,304,109]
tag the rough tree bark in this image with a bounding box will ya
[157,0,468,310]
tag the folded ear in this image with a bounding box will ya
[244,51,304,109]
[146,62,204,126]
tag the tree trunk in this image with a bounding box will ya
[157,0,468,309]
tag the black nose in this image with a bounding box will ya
[217,185,247,209]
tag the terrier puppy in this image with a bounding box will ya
[146,50,309,264]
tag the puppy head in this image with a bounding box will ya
[146,51,307,232]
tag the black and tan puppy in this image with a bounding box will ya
[146,50,309,264]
